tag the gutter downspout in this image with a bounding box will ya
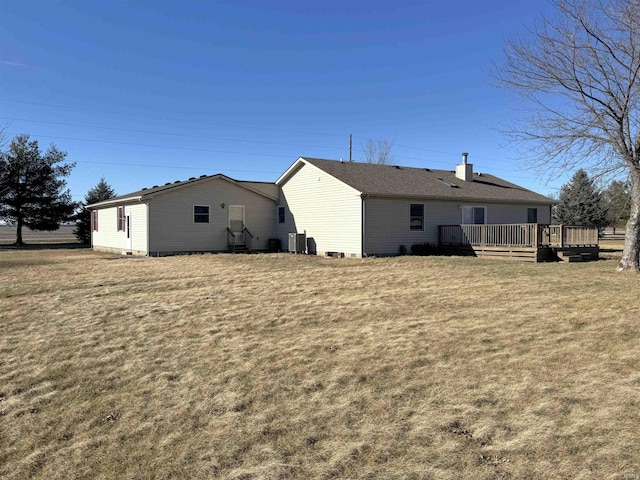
[361,194,367,257]
[146,202,150,256]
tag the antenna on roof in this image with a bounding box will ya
[349,133,353,162]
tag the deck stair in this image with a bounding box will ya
[230,244,249,254]
[556,250,592,262]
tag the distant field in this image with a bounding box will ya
[0,250,638,479]
[0,225,79,244]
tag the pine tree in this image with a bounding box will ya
[553,169,608,229]
[73,178,116,243]
[0,134,75,245]
[603,180,630,233]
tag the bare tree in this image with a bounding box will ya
[497,0,640,270]
[362,139,395,165]
[0,124,7,150]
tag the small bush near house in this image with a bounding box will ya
[398,244,407,255]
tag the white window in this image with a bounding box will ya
[462,206,486,224]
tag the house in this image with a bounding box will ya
[89,174,278,256]
[88,154,560,258]
[275,155,554,257]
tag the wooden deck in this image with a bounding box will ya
[439,224,599,262]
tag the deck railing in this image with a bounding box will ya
[242,226,254,252]
[439,224,598,247]
[544,225,599,247]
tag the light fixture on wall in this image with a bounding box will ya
[221,203,226,209]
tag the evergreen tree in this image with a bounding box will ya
[603,180,631,233]
[74,177,116,243]
[553,169,608,229]
[0,134,75,245]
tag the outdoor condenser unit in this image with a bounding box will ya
[288,232,306,254]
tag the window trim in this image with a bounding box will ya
[409,203,425,231]
[193,205,210,224]
[117,206,126,232]
[462,206,487,225]
[278,206,285,224]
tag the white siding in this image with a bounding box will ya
[364,199,553,256]
[128,203,149,254]
[148,177,277,254]
[277,163,362,257]
[91,203,148,255]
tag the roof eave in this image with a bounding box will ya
[87,196,144,209]
[275,157,307,185]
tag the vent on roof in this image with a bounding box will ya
[165,182,171,185]
[174,180,181,184]
[152,185,158,188]
[200,175,207,178]
[424,168,431,172]
[189,177,196,180]
[394,165,403,169]
[141,187,147,191]
[438,178,459,188]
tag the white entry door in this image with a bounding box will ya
[126,214,132,250]
[228,205,245,244]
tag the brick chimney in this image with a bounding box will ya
[455,152,473,182]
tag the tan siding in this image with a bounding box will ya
[486,203,551,224]
[364,199,451,255]
[148,177,277,254]
[238,182,279,199]
[277,163,362,257]
[364,199,553,255]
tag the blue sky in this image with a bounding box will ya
[0,0,560,202]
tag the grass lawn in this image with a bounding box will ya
[1,249,638,479]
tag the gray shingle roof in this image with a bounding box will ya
[88,173,277,208]
[301,158,553,204]
[112,174,217,202]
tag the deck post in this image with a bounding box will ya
[560,225,565,247]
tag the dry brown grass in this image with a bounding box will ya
[1,250,639,479]
[0,226,79,245]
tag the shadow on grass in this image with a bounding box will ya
[0,242,89,251]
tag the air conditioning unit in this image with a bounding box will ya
[288,232,306,254]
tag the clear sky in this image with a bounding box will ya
[0,0,560,202]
